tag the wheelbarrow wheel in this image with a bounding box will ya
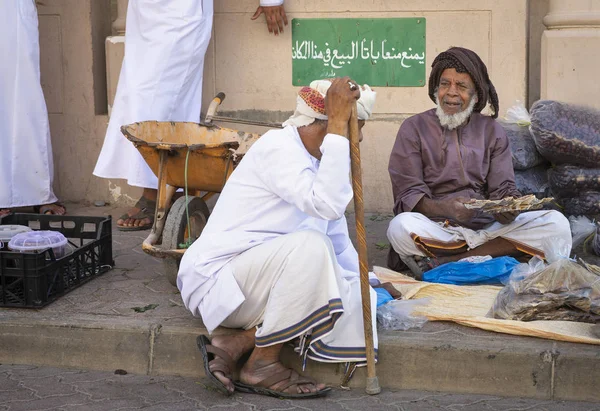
[162,196,210,286]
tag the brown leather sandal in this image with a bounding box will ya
[117,197,155,231]
[234,368,331,399]
[197,335,235,396]
[33,202,66,215]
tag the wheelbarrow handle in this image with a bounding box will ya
[204,92,227,124]
[214,92,226,105]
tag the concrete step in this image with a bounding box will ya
[1,312,598,402]
[1,205,598,403]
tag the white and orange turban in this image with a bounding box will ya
[282,79,377,128]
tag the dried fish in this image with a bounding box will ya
[464,195,554,214]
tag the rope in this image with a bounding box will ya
[179,149,193,249]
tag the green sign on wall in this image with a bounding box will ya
[292,18,426,87]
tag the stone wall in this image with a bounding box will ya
[42,0,531,211]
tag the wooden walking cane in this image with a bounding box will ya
[348,102,381,395]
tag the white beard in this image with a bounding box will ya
[435,93,477,130]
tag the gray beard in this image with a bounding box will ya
[435,94,477,130]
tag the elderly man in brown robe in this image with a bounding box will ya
[386,47,571,278]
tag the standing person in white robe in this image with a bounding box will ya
[178,78,394,399]
[0,0,65,217]
[93,0,288,231]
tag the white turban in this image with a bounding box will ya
[282,79,377,128]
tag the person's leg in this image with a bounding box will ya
[239,344,327,395]
[433,210,572,264]
[387,212,469,258]
[409,210,572,272]
[498,210,572,258]
[433,237,521,264]
[387,212,471,276]
[96,0,212,231]
[206,328,256,393]
[0,209,10,217]
[212,230,342,394]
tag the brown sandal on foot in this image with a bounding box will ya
[197,335,236,396]
[234,368,331,399]
[117,197,156,231]
[33,202,66,215]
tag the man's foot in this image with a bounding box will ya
[400,256,442,280]
[238,360,329,397]
[0,209,10,217]
[198,331,255,395]
[415,256,442,273]
[34,203,66,215]
[117,196,156,231]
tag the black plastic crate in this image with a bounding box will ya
[0,213,114,308]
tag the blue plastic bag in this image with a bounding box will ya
[422,256,520,285]
[375,287,394,307]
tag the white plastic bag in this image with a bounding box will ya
[502,255,546,288]
[504,100,531,126]
[543,236,572,264]
[569,215,597,249]
[376,298,429,331]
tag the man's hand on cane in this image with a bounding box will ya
[324,77,361,137]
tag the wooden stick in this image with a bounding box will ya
[348,104,381,395]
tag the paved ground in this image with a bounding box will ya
[1,203,600,403]
[0,364,598,411]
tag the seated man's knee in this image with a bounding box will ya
[387,212,421,243]
[387,212,424,256]
[289,230,333,256]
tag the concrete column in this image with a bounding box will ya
[112,0,128,35]
[540,0,600,108]
[106,0,127,115]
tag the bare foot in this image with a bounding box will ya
[240,360,327,395]
[0,209,10,217]
[209,331,255,393]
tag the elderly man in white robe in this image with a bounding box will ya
[178,78,392,398]
[0,1,65,217]
[93,0,288,231]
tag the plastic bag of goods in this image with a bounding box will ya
[422,256,520,285]
[514,165,550,197]
[530,100,600,167]
[548,164,600,197]
[489,237,600,323]
[377,298,429,331]
[560,191,600,216]
[500,101,547,170]
[569,215,597,249]
[593,225,600,257]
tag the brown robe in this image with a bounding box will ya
[388,109,520,229]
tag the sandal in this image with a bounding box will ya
[33,203,66,215]
[234,368,331,399]
[117,196,156,232]
[197,335,236,396]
